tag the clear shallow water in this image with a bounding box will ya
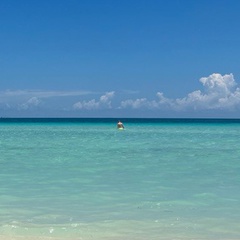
[0,118,240,239]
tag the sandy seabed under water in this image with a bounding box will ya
[0,218,240,240]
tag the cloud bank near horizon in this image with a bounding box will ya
[0,90,94,110]
[0,73,240,114]
[73,91,115,110]
[120,73,240,111]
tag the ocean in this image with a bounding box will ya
[0,118,239,240]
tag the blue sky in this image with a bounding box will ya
[1,0,240,118]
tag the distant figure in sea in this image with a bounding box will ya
[117,120,124,129]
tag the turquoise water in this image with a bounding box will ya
[0,118,240,240]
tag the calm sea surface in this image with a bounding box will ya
[0,118,240,240]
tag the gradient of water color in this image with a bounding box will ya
[0,118,240,240]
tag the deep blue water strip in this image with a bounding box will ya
[0,118,240,124]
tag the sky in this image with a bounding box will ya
[1,0,240,118]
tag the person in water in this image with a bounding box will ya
[117,120,124,129]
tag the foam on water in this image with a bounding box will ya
[0,118,240,239]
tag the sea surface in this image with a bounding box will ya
[0,118,240,240]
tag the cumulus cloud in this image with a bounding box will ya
[120,98,148,109]
[120,93,174,110]
[1,73,240,115]
[175,73,240,110]
[19,97,42,110]
[120,73,240,111]
[73,91,115,110]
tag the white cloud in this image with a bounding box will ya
[19,97,42,110]
[73,99,100,110]
[156,92,174,107]
[200,73,236,95]
[73,91,115,110]
[120,73,240,111]
[120,92,174,109]
[175,73,240,110]
[120,98,148,109]
[1,73,240,115]
[100,91,115,107]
